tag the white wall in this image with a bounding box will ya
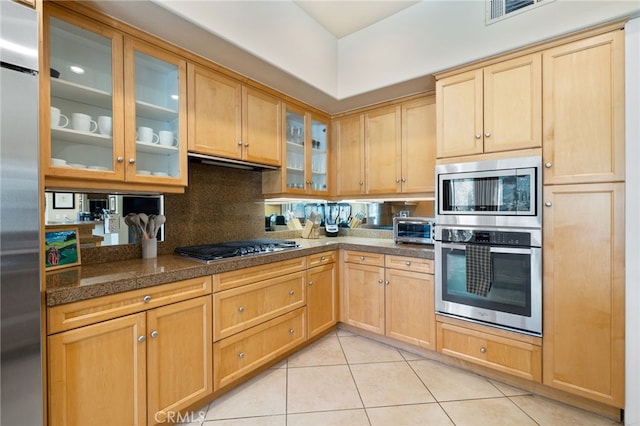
[625,16,640,426]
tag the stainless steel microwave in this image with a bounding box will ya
[393,217,435,245]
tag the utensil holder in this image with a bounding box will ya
[141,238,157,259]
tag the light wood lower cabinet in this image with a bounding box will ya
[436,317,542,382]
[307,251,338,339]
[47,278,213,426]
[213,308,306,389]
[341,251,436,348]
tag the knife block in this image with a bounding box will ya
[301,221,319,239]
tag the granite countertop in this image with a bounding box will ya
[45,236,435,307]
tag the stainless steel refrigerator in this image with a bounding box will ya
[0,1,43,425]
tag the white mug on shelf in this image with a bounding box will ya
[72,113,98,133]
[158,130,178,147]
[138,126,159,144]
[97,116,112,136]
[50,107,69,128]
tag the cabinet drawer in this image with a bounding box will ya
[213,257,306,292]
[213,308,306,389]
[343,250,385,267]
[213,271,306,340]
[385,255,434,274]
[437,322,541,382]
[48,276,213,334]
[307,250,336,268]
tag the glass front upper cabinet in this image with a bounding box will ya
[285,108,306,191]
[310,116,328,194]
[125,39,187,183]
[47,13,123,178]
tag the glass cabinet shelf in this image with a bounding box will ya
[135,100,177,122]
[51,78,111,108]
[51,127,111,146]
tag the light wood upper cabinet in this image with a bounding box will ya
[542,31,624,185]
[436,53,541,158]
[365,105,402,194]
[542,183,625,407]
[334,114,365,196]
[401,97,437,193]
[187,63,281,167]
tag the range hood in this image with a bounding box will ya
[188,152,279,171]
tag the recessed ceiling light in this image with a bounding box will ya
[69,65,85,74]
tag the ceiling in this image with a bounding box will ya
[292,1,420,38]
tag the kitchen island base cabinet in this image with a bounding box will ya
[213,308,307,389]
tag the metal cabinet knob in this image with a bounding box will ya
[321,256,326,261]
[117,156,124,163]
[289,290,295,295]
[244,143,249,147]
[238,352,245,359]
[129,158,136,164]
[238,306,245,313]
[359,181,364,186]
[480,347,487,354]
[396,178,401,183]
[289,329,295,335]
[378,279,383,284]
[143,295,151,303]
[138,336,146,343]
[545,162,552,168]
[475,133,482,139]
[385,280,390,286]
[237,141,243,145]
[308,281,314,286]
[545,201,552,207]
[359,256,365,261]
[150,331,159,338]
[405,261,411,266]
[485,132,491,137]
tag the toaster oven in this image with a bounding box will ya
[393,217,435,245]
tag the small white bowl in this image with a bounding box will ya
[51,158,66,166]
[137,170,151,175]
[69,163,86,168]
[152,171,169,176]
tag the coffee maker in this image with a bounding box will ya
[325,202,339,237]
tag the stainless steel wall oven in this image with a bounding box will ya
[435,156,543,336]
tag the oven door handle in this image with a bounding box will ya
[440,242,534,255]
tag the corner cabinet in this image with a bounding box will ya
[436,53,541,159]
[187,63,282,167]
[42,5,188,193]
[262,105,331,196]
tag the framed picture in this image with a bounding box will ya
[53,192,74,209]
[45,227,81,271]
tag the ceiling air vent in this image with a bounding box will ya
[486,0,554,24]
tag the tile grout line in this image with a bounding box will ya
[336,330,374,426]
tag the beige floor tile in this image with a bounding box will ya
[440,397,538,426]
[287,334,346,368]
[399,349,426,361]
[287,365,363,413]
[339,335,404,364]
[205,369,286,420]
[336,327,356,337]
[489,379,531,396]
[287,409,370,426]
[367,403,454,426]
[269,359,287,369]
[202,415,286,425]
[409,359,503,401]
[510,394,620,425]
[350,362,435,407]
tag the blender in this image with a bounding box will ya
[325,203,339,237]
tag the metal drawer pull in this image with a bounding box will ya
[238,352,245,359]
[289,329,295,335]
[289,290,295,295]
[321,256,326,261]
[405,261,411,266]
[143,295,151,303]
[480,347,486,354]
[360,256,365,261]
[138,336,146,343]
[238,306,245,313]
[150,331,159,338]
[545,202,552,207]
[545,162,552,168]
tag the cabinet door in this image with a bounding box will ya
[242,86,281,166]
[401,97,436,193]
[436,69,483,158]
[284,106,307,192]
[542,31,624,184]
[342,262,385,334]
[542,183,624,407]
[48,313,147,426]
[309,114,330,194]
[187,64,242,160]
[334,114,365,195]
[147,296,213,424]
[483,53,541,153]
[44,9,125,181]
[385,268,435,350]
[365,105,401,194]
[307,263,337,338]
[125,38,188,185]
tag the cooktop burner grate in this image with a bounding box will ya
[174,239,299,263]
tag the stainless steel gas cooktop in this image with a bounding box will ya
[174,238,299,264]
